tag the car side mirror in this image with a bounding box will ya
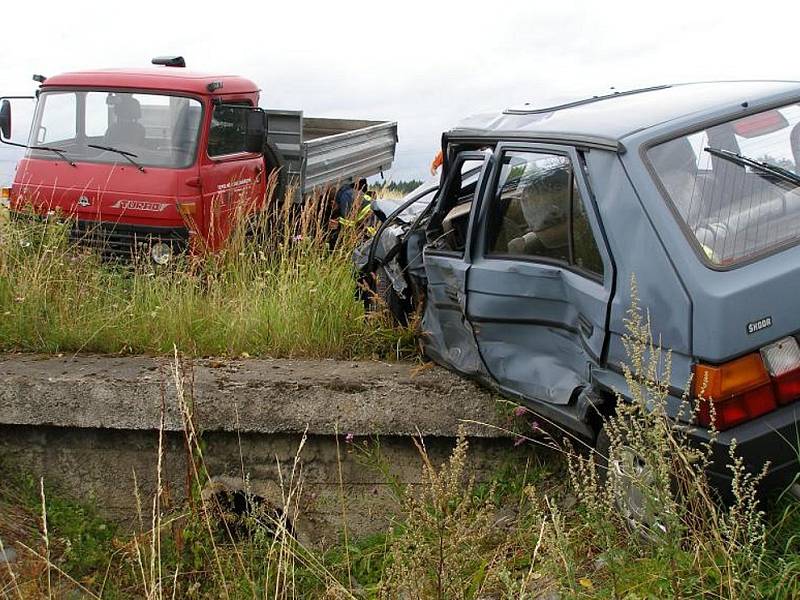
[245,109,266,154]
[0,100,11,140]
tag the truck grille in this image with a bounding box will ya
[68,220,190,260]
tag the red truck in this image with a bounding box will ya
[0,56,397,261]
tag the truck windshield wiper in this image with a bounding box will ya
[87,144,145,172]
[704,146,800,189]
[0,137,77,166]
[31,145,77,167]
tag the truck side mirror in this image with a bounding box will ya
[245,109,266,154]
[0,100,11,140]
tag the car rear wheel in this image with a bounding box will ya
[595,426,670,538]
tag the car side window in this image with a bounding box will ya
[208,104,249,157]
[486,150,604,277]
[487,152,570,262]
[571,178,604,276]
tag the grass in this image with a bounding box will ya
[1,184,798,597]
[0,182,412,359]
[1,302,798,598]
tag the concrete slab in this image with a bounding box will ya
[0,355,525,542]
[0,355,509,438]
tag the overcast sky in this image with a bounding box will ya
[1,0,798,181]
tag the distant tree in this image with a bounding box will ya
[381,180,424,195]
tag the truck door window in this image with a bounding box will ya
[208,104,250,157]
[486,150,604,277]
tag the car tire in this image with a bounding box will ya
[594,425,671,538]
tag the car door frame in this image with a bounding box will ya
[420,150,495,376]
[464,140,616,434]
[199,100,265,250]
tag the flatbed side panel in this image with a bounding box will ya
[265,109,304,200]
[303,121,398,194]
[303,118,386,140]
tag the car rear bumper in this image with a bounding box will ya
[688,402,800,496]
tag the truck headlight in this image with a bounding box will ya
[150,242,173,265]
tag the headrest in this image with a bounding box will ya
[109,95,142,120]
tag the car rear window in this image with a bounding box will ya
[648,102,800,266]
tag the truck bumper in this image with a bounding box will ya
[70,219,190,260]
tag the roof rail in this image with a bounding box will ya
[504,85,672,115]
[151,56,186,68]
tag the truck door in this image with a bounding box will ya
[466,143,613,408]
[421,151,493,376]
[200,103,265,250]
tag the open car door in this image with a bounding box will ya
[421,150,493,376]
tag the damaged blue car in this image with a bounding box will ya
[357,81,800,496]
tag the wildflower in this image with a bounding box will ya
[345,432,354,444]
[514,435,526,447]
[513,405,527,417]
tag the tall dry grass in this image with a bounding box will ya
[0,177,411,358]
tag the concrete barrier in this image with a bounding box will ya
[0,355,525,544]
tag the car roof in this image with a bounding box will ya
[448,81,800,151]
[42,67,259,96]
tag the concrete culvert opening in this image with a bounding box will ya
[202,476,292,541]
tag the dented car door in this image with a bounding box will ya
[465,143,613,408]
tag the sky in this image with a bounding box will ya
[1,0,799,183]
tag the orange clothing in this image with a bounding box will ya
[430,150,443,175]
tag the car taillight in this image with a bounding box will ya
[761,337,800,405]
[693,336,800,430]
[693,353,776,430]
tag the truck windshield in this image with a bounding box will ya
[26,91,202,169]
[647,101,800,266]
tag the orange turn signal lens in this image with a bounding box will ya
[177,202,197,216]
[693,353,770,400]
[693,353,776,430]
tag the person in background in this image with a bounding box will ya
[431,150,443,175]
[329,178,372,247]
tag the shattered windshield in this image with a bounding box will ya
[27,91,202,169]
[648,102,800,266]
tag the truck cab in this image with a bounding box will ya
[1,58,398,261]
[3,59,272,259]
